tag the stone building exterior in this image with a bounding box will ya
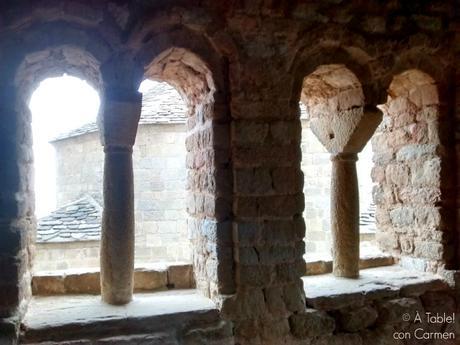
[0,1,459,345]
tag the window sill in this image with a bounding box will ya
[302,265,449,311]
[304,249,394,276]
[20,290,224,343]
[32,262,194,296]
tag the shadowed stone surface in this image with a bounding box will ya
[303,266,448,310]
[21,290,232,344]
[32,264,195,296]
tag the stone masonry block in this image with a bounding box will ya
[289,309,335,338]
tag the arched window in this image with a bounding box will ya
[30,75,101,272]
[134,79,190,264]
[373,69,452,272]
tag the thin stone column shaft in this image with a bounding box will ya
[99,90,141,305]
[330,152,359,278]
[101,146,135,304]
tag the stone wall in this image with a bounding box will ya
[34,241,100,272]
[295,267,460,345]
[373,70,455,274]
[133,124,189,262]
[54,132,103,207]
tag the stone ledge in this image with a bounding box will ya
[305,252,394,276]
[303,265,449,311]
[20,290,233,344]
[32,263,194,296]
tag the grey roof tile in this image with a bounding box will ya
[36,195,102,243]
[359,202,376,233]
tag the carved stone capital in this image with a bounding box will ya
[99,90,142,148]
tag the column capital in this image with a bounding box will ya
[99,89,142,149]
[104,146,133,154]
[330,152,358,162]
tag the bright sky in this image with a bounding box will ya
[30,75,100,217]
[138,79,156,93]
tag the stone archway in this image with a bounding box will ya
[373,69,453,273]
[2,43,105,316]
[139,45,233,300]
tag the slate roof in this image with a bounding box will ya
[36,195,102,243]
[139,81,187,125]
[359,202,376,233]
[51,81,188,142]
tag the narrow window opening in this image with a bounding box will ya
[357,141,378,255]
[134,79,191,266]
[299,64,383,276]
[30,75,101,272]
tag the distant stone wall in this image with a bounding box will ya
[54,132,103,206]
[34,241,100,271]
[133,124,189,262]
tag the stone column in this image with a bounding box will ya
[330,152,359,278]
[308,99,382,278]
[99,90,141,305]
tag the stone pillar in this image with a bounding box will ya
[330,152,359,278]
[308,96,382,278]
[99,91,141,305]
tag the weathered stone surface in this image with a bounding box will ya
[0,318,19,345]
[32,265,194,296]
[134,269,167,291]
[330,153,360,278]
[420,291,456,315]
[360,325,399,345]
[376,297,423,324]
[338,305,378,332]
[313,333,363,345]
[372,69,451,277]
[305,251,394,275]
[20,291,224,344]
[100,146,137,305]
[289,309,335,338]
[32,275,65,296]
[303,266,444,311]
[167,264,194,289]
[97,334,177,345]
[65,272,100,295]
[183,320,234,345]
